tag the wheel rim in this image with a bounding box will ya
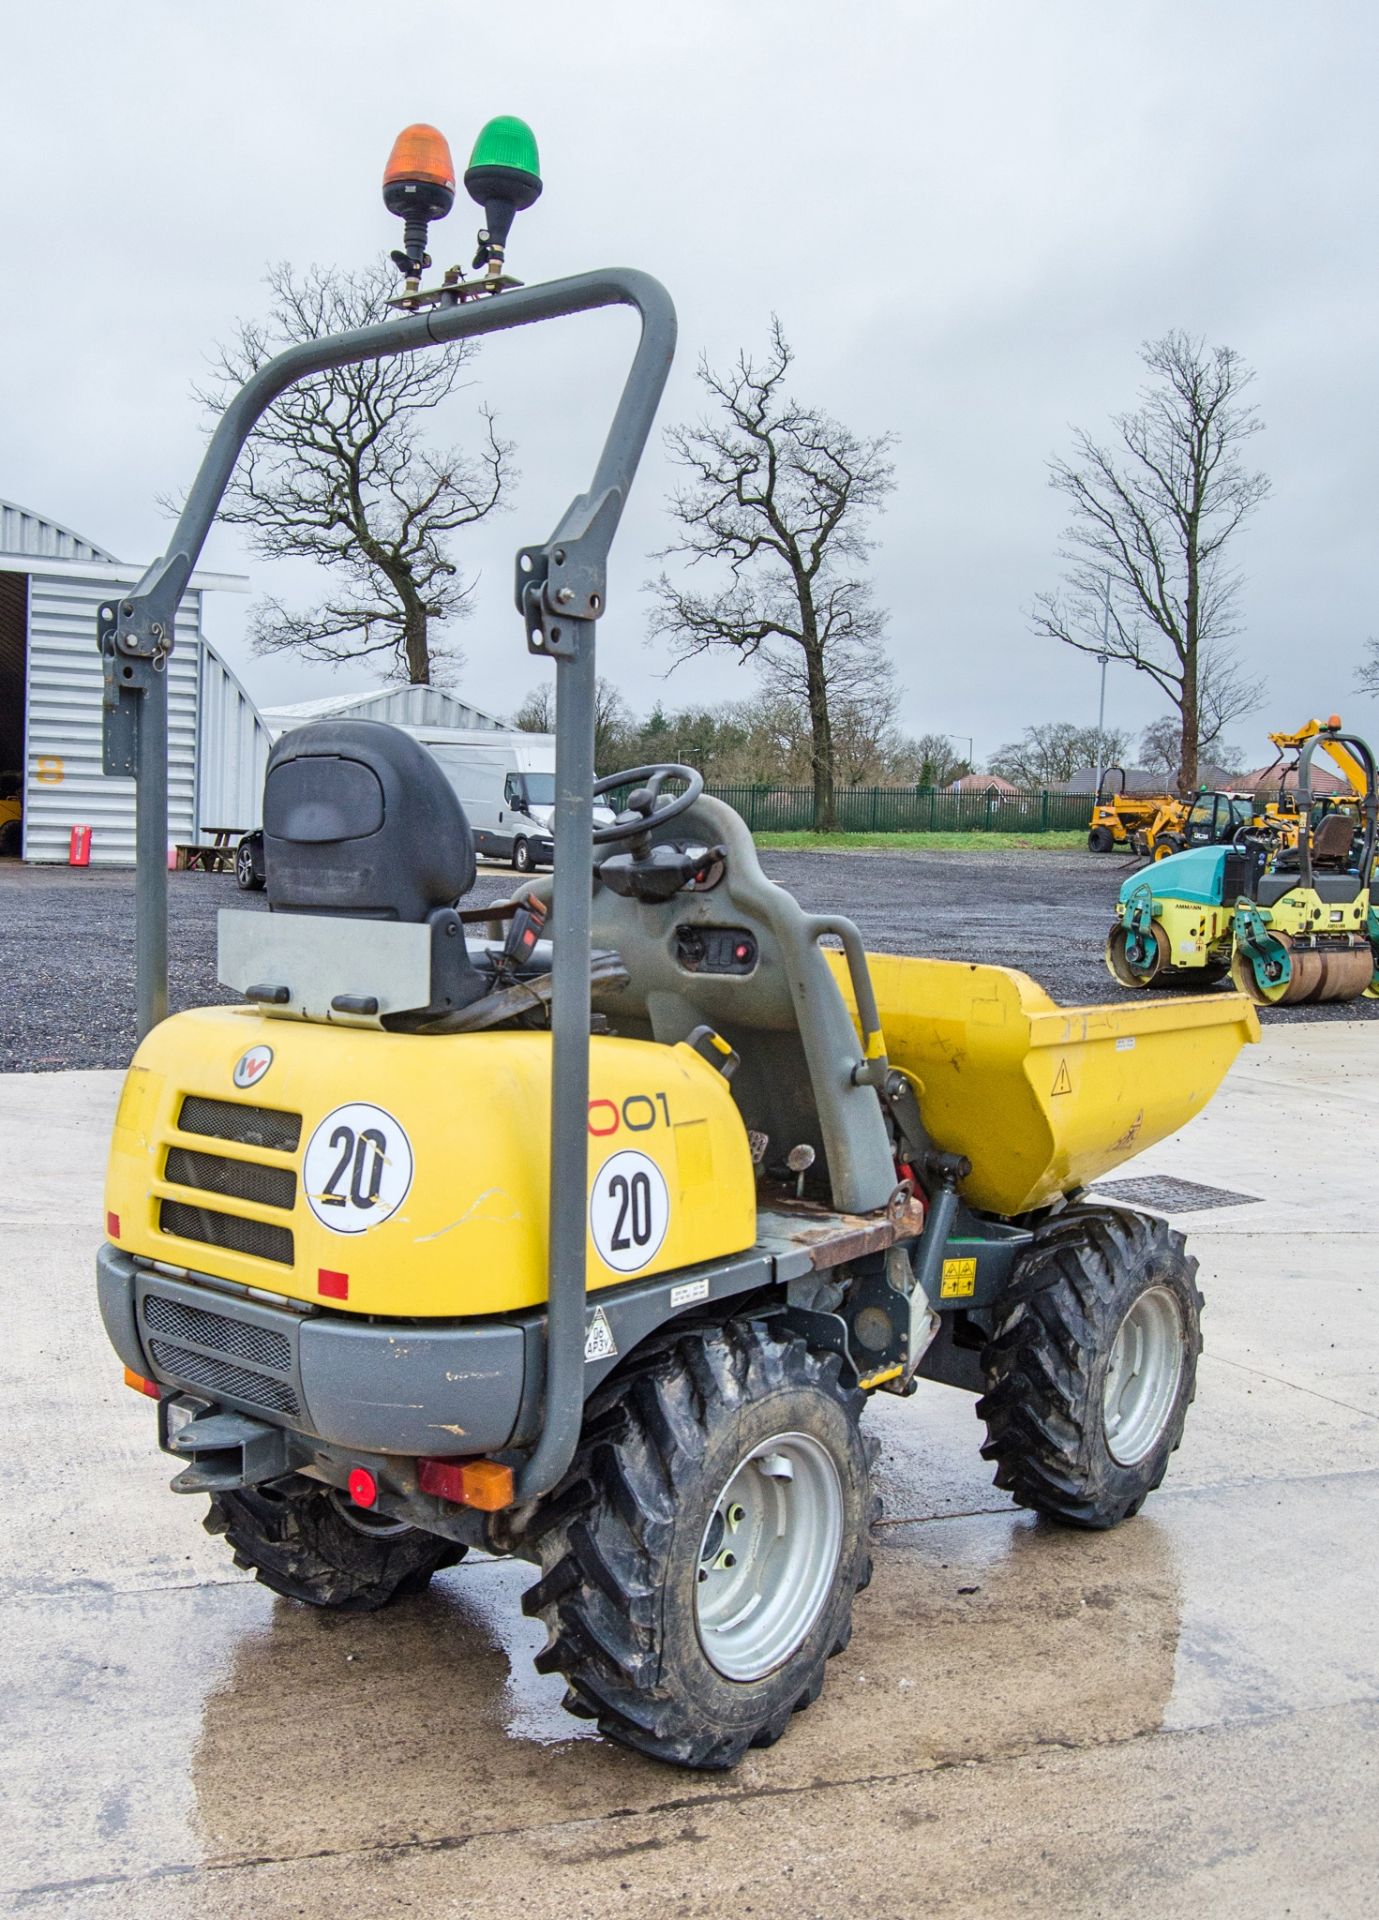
[1102,1286,1184,1466]
[237,848,252,884]
[694,1431,843,1681]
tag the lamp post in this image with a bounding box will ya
[1092,575,1112,795]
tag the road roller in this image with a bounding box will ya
[1106,720,1378,1006]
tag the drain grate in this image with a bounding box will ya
[1092,1175,1261,1213]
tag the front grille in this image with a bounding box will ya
[146,1339,301,1416]
[160,1198,294,1266]
[178,1095,301,1153]
[164,1146,296,1211]
[143,1292,292,1371]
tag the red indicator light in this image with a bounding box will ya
[106,1211,121,1239]
[318,1269,349,1300]
[419,1456,465,1503]
[734,943,751,962]
[123,1367,162,1400]
[418,1456,515,1512]
[348,1467,378,1509]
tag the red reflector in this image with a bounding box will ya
[123,1367,162,1400]
[106,1211,121,1239]
[318,1269,349,1300]
[348,1467,378,1509]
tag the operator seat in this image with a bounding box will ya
[264,718,476,919]
[261,719,488,1022]
[1311,811,1357,871]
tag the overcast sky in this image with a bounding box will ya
[3,0,1377,765]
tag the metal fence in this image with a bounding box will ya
[699,784,1090,834]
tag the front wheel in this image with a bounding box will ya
[1151,832,1183,861]
[1087,826,1115,853]
[207,1478,464,1611]
[511,837,533,873]
[518,1318,878,1769]
[978,1205,1202,1529]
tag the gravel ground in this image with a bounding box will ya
[1,845,1374,1072]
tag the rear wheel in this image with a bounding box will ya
[207,1478,464,1611]
[235,835,265,892]
[1087,826,1115,853]
[518,1318,878,1769]
[978,1206,1201,1529]
[512,837,533,873]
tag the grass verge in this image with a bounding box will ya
[752,830,1088,852]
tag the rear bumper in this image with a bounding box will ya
[97,1245,529,1457]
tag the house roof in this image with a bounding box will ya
[1236,763,1351,795]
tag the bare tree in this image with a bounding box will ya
[196,261,513,688]
[1032,331,1269,788]
[1356,638,1379,697]
[1139,714,1242,782]
[907,733,970,787]
[512,683,555,732]
[989,721,1131,788]
[647,319,896,829]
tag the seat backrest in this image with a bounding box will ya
[264,719,475,919]
[1311,811,1355,870]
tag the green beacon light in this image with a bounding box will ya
[464,116,542,278]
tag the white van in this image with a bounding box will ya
[415,729,617,872]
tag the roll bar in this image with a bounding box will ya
[100,267,678,1503]
[1294,728,1378,891]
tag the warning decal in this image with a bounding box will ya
[940,1257,977,1300]
[1051,1058,1073,1096]
[584,1306,618,1363]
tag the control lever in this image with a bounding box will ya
[493,889,547,985]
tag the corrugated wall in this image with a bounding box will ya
[23,575,201,865]
[350,684,502,730]
[197,641,268,833]
[0,499,113,565]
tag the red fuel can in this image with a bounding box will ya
[69,824,92,866]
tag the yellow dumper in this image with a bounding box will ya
[97,113,1263,1776]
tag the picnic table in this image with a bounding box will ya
[175,826,245,874]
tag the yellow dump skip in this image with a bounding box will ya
[826,953,1260,1215]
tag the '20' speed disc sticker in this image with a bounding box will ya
[590,1150,670,1274]
[304,1103,414,1235]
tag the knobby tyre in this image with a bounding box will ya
[207,1477,465,1611]
[977,1204,1201,1529]
[516,1316,879,1769]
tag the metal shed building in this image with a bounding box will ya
[260,685,506,739]
[0,498,266,864]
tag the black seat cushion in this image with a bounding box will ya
[264,719,476,920]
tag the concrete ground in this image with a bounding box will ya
[2,1026,1376,1918]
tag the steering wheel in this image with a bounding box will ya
[1233,823,1276,854]
[592,763,704,846]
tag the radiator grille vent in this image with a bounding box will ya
[177,1096,302,1153]
[143,1293,292,1371]
[146,1340,300,1417]
[164,1147,296,1212]
[160,1199,294,1266]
